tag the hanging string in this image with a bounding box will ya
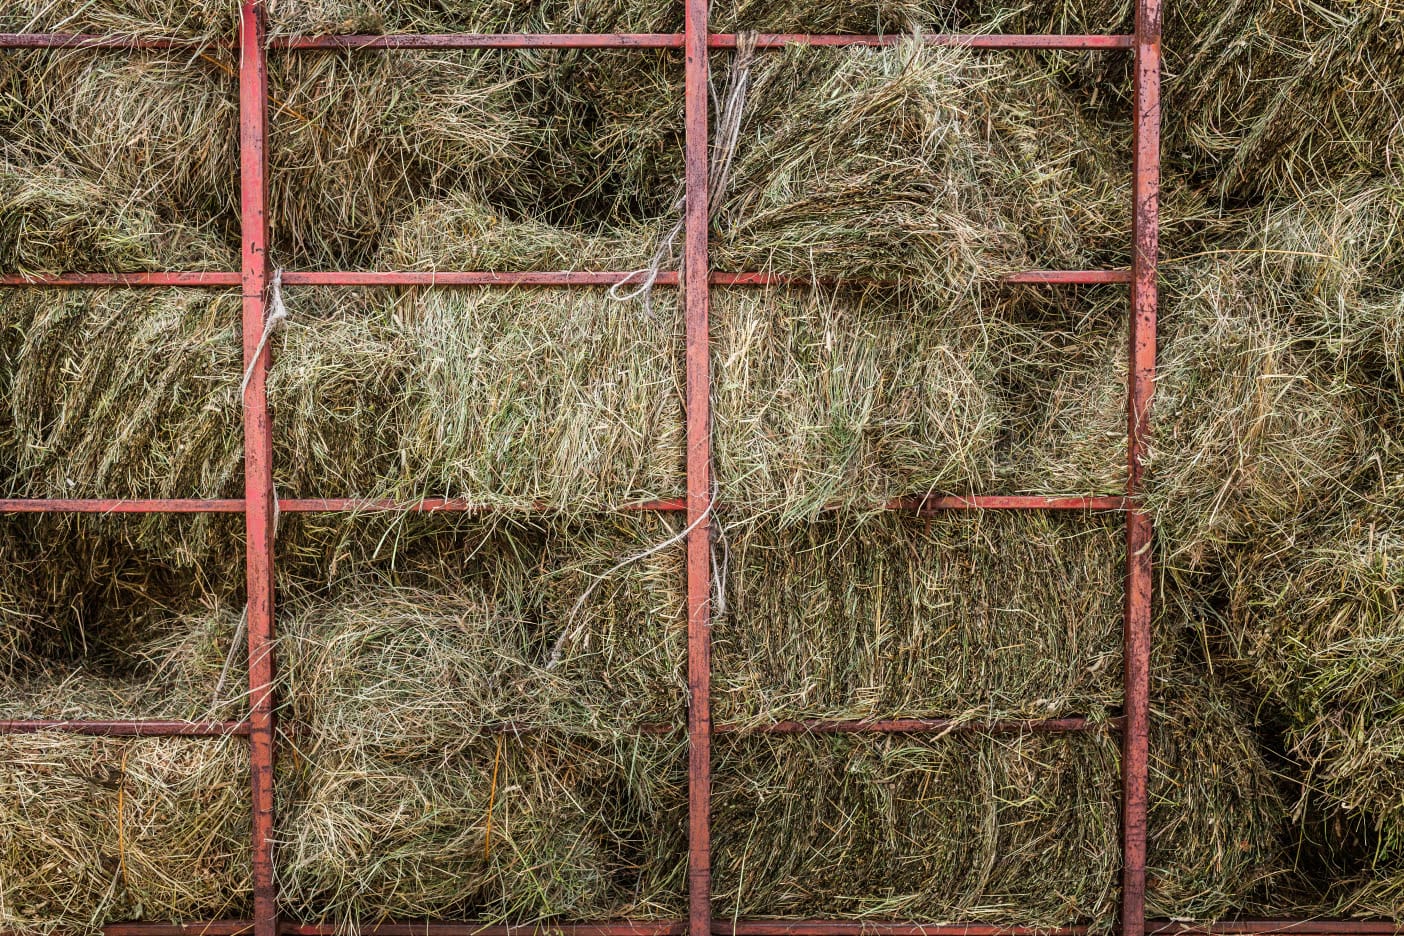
[608,31,758,315]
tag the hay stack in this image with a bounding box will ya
[711,42,1126,285]
[278,734,687,924]
[1219,519,1404,916]
[713,512,1124,726]
[0,48,239,273]
[0,734,250,936]
[278,515,687,754]
[1147,174,1402,572]
[270,286,683,507]
[711,680,1288,926]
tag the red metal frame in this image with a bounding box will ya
[5,5,1380,936]
[237,7,278,936]
[1121,3,1160,936]
[0,719,250,736]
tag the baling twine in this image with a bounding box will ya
[213,269,289,710]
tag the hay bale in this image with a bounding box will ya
[711,287,1002,518]
[0,513,242,678]
[278,516,686,758]
[277,734,686,924]
[711,679,1286,924]
[1146,176,1404,571]
[1221,520,1404,896]
[0,1,237,39]
[0,48,239,272]
[0,288,242,500]
[713,512,1124,726]
[711,43,1127,285]
[270,286,683,507]
[0,605,244,721]
[0,734,251,936]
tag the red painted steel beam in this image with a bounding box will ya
[715,716,1122,735]
[0,720,250,736]
[0,495,1123,516]
[0,270,1130,289]
[718,33,1133,49]
[890,495,1127,512]
[277,497,688,513]
[0,33,217,48]
[1121,3,1161,936]
[238,6,278,936]
[272,33,684,49]
[0,498,245,513]
[283,926,687,936]
[1150,926,1404,936]
[78,924,1404,936]
[682,1,713,935]
[0,32,1134,51]
[721,926,1090,936]
[0,272,242,287]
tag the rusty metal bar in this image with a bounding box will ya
[891,495,1127,512]
[238,6,278,936]
[0,498,245,513]
[682,0,713,933]
[1149,926,1404,936]
[82,923,1404,936]
[0,270,1131,289]
[0,33,217,48]
[282,927,687,936]
[1121,2,1161,935]
[0,720,250,736]
[276,497,689,513]
[273,33,684,49]
[716,716,1121,735]
[0,32,1133,51]
[722,33,1133,49]
[0,496,1127,516]
[0,272,242,287]
[722,926,1091,936]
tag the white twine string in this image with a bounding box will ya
[608,31,758,315]
[240,267,289,398]
[215,269,288,710]
[546,482,722,671]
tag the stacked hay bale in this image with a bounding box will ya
[1,3,1392,932]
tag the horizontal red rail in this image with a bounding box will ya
[76,924,1404,936]
[724,927,1089,936]
[892,495,1128,512]
[274,33,683,49]
[0,33,1132,51]
[717,716,1119,735]
[284,927,686,936]
[1149,926,1404,936]
[0,270,1131,289]
[0,720,250,736]
[482,717,1113,737]
[0,498,245,513]
[0,272,242,287]
[0,496,1127,515]
[1003,270,1133,285]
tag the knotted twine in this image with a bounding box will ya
[212,268,289,709]
[549,35,755,670]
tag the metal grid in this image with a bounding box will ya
[2,3,1343,934]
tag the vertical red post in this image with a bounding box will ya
[1122,1,1160,935]
[682,0,713,933]
[239,4,278,936]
